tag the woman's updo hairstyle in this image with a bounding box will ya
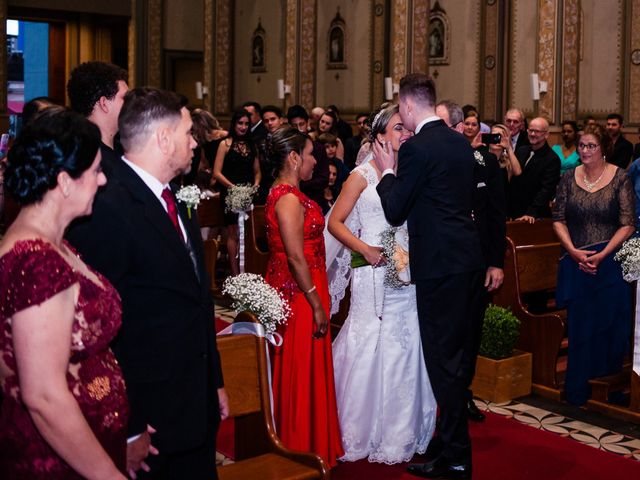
[366,102,399,143]
[4,109,101,205]
[265,127,309,176]
[581,123,612,160]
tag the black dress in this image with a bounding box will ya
[220,139,256,225]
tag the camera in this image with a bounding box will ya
[481,133,501,145]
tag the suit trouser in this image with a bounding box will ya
[415,270,485,464]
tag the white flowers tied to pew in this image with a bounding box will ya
[222,273,291,335]
[175,185,207,218]
[614,237,640,282]
[225,183,259,213]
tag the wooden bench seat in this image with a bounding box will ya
[244,206,269,276]
[217,311,328,479]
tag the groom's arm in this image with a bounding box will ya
[376,142,427,226]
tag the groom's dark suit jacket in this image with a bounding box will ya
[377,119,484,279]
[67,159,222,454]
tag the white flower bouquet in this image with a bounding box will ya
[379,226,411,288]
[176,185,206,218]
[222,273,291,335]
[614,237,640,282]
[225,183,258,213]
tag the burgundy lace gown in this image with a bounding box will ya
[0,239,129,478]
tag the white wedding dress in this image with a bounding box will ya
[327,160,437,465]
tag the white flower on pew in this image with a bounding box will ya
[225,183,259,213]
[176,185,207,218]
[614,237,640,282]
[222,273,291,335]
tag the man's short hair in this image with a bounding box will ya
[67,61,128,116]
[242,101,262,115]
[118,87,187,153]
[287,105,309,122]
[607,113,624,124]
[505,108,525,122]
[436,100,463,126]
[262,105,283,118]
[318,133,338,146]
[399,73,436,108]
[355,112,369,122]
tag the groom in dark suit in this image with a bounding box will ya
[67,87,227,479]
[375,74,485,479]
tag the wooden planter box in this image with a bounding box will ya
[471,349,532,403]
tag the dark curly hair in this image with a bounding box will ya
[265,127,309,177]
[67,61,128,116]
[4,109,101,205]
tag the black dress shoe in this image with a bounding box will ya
[407,456,472,479]
[467,399,485,422]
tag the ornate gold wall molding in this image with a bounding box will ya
[299,0,316,110]
[214,0,232,114]
[371,2,386,106]
[561,0,579,122]
[128,0,136,87]
[411,0,429,74]
[537,0,557,122]
[391,0,408,83]
[629,0,640,123]
[147,0,162,87]
[203,0,214,112]
[285,0,297,107]
[481,0,500,123]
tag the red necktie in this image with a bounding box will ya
[161,188,185,241]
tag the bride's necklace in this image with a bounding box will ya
[583,165,606,191]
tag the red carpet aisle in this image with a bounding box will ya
[331,413,640,480]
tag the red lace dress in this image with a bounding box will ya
[0,239,129,478]
[265,184,344,467]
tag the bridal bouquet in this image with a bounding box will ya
[222,273,291,334]
[225,183,258,213]
[176,185,207,218]
[614,237,640,282]
[379,226,411,288]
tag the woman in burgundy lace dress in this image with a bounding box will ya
[0,110,129,479]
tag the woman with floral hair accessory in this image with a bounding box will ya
[325,103,436,464]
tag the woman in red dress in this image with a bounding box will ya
[0,110,129,479]
[264,127,344,467]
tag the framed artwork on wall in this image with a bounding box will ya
[327,9,346,69]
[251,20,266,73]
[428,2,450,66]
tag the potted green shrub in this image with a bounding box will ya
[471,304,532,403]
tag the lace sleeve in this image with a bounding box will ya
[552,170,571,222]
[617,170,636,227]
[0,240,76,319]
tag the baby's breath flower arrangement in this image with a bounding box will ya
[379,227,411,288]
[222,273,291,335]
[225,184,258,213]
[614,237,640,282]
[175,185,206,218]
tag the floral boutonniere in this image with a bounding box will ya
[474,151,485,166]
[175,185,206,218]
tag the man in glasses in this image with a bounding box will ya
[504,108,530,151]
[508,117,561,223]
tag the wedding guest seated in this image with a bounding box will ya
[553,123,635,405]
[318,133,349,193]
[0,109,129,478]
[326,104,353,143]
[311,111,345,160]
[552,121,581,174]
[309,106,325,135]
[606,113,633,169]
[188,108,228,189]
[242,101,268,144]
[463,104,490,133]
[344,112,369,170]
[322,159,339,213]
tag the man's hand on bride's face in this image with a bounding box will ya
[372,140,395,172]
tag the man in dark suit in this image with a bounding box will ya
[437,100,506,423]
[375,74,485,479]
[606,113,633,169]
[243,100,268,145]
[505,108,529,151]
[508,117,561,222]
[67,61,129,177]
[67,87,228,480]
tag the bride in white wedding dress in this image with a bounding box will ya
[326,103,436,464]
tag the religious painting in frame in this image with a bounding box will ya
[251,21,266,73]
[327,9,346,70]
[428,3,450,66]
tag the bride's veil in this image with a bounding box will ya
[323,152,372,315]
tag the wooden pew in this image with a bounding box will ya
[196,194,224,228]
[217,311,329,480]
[493,237,567,400]
[506,219,557,246]
[244,206,269,276]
